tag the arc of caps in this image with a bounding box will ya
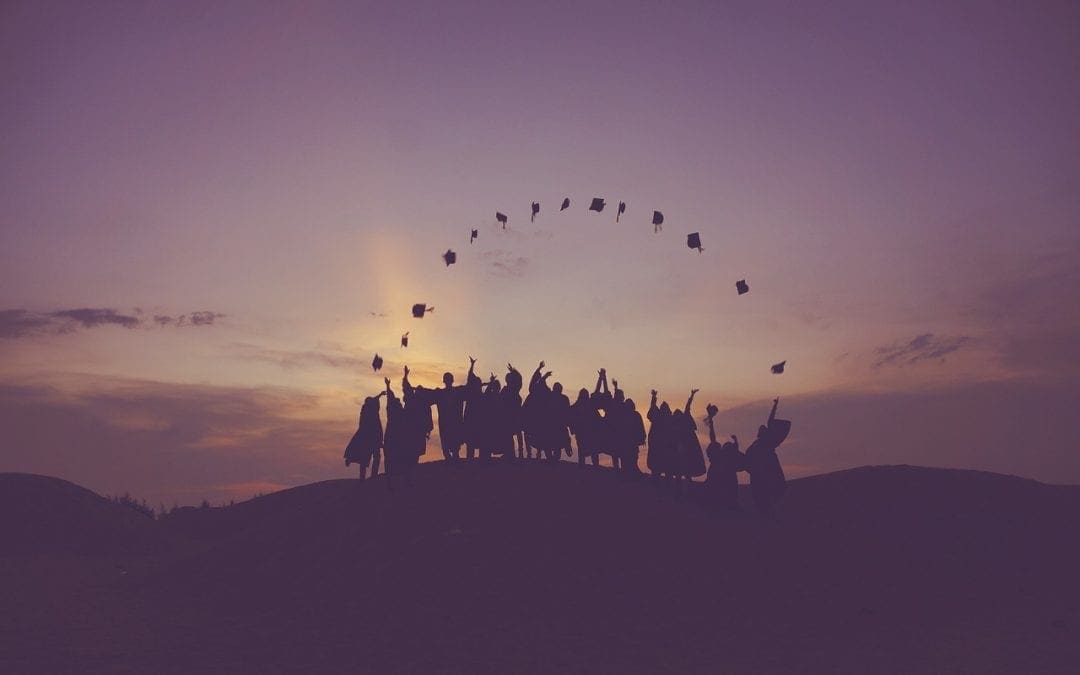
[470,228,478,244]
[771,361,786,374]
[589,197,606,212]
[443,249,457,266]
[736,279,749,295]
[411,303,434,318]
[531,202,540,223]
[652,210,664,232]
[616,201,626,222]
[560,197,570,211]
[372,354,383,371]
[401,332,409,348]
[496,212,508,229]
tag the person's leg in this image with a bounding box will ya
[371,449,381,478]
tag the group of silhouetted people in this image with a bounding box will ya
[345,359,791,515]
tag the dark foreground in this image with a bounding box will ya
[2,463,1079,674]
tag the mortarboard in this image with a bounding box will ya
[652,210,664,232]
[372,354,383,371]
[470,228,478,244]
[736,279,749,295]
[589,197,606,212]
[687,232,703,252]
[617,201,626,223]
[496,212,508,229]
[560,197,570,211]
[443,249,457,266]
[531,202,540,223]
[412,303,434,318]
[401,332,409,348]
[771,361,786,374]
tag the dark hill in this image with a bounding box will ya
[2,463,1079,674]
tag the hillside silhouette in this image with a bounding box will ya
[2,464,1079,674]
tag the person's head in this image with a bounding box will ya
[673,408,683,418]
[576,388,589,404]
[443,372,454,387]
[659,401,671,416]
[614,389,625,404]
[625,398,636,411]
[362,396,380,412]
[488,380,501,394]
[552,382,563,395]
[758,424,768,439]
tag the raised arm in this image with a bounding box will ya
[706,416,717,444]
[768,397,779,426]
[594,368,604,395]
[601,370,610,395]
[731,434,739,452]
[648,390,659,418]
[529,360,544,393]
[685,388,698,416]
[402,365,414,396]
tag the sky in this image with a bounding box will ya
[2,0,1078,506]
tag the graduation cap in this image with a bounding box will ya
[470,229,478,244]
[589,197,606,212]
[531,202,540,223]
[771,361,786,374]
[496,212,508,229]
[372,354,384,372]
[443,249,457,266]
[560,197,570,211]
[652,210,664,232]
[736,279,749,295]
[617,201,626,223]
[687,232,703,252]
[411,303,434,318]
[401,332,409,348]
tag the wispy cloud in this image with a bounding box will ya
[480,250,529,278]
[229,343,369,371]
[873,333,971,368]
[0,308,225,338]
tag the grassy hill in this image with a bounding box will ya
[2,463,1078,674]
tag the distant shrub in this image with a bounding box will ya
[112,493,156,519]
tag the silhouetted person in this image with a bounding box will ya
[503,364,525,459]
[434,358,472,460]
[592,368,616,466]
[344,391,385,480]
[462,359,485,460]
[704,405,744,511]
[550,381,573,462]
[570,387,601,467]
[382,377,411,489]
[745,397,790,517]
[647,390,675,481]
[619,396,646,476]
[479,375,513,460]
[673,389,707,490]
[523,361,556,460]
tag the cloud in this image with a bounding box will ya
[480,250,529,278]
[0,374,348,507]
[873,333,971,368]
[230,343,369,371]
[0,308,225,338]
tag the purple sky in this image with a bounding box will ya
[2,1,1078,505]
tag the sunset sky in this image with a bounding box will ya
[2,1,1078,506]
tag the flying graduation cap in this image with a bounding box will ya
[687,232,703,252]
[401,332,409,348]
[560,197,570,211]
[589,197,606,212]
[496,212,508,229]
[411,303,434,318]
[372,354,384,372]
[531,202,540,223]
[470,228,478,244]
[443,249,457,266]
[652,210,664,232]
[617,201,626,223]
[736,279,749,295]
[771,361,786,374]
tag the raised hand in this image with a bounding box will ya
[542,371,552,379]
[538,360,545,369]
[384,377,391,388]
[650,389,658,398]
[612,379,619,390]
[691,388,700,397]
[403,365,410,377]
[469,356,477,366]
